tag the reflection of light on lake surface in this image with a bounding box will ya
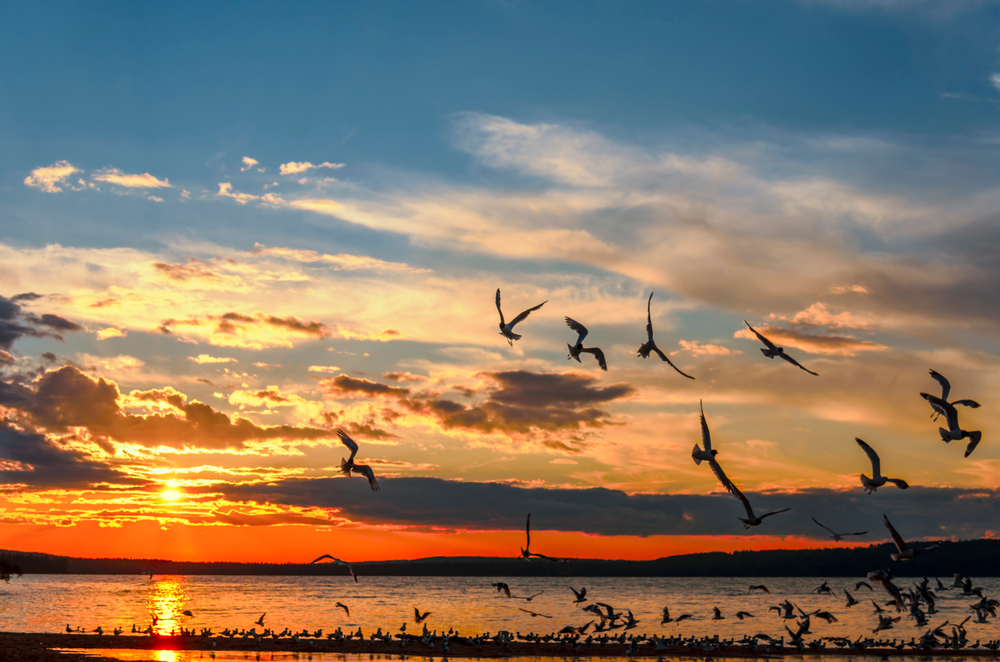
[153,650,178,662]
[146,577,187,635]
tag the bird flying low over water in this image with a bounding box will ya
[570,586,587,603]
[661,607,692,624]
[255,613,265,626]
[565,317,607,371]
[920,391,983,458]
[495,289,546,346]
[309,554,358,583]
[748,584,770,594]
[519,513,564,562]
[734,487,791,529]
[636,292,694,379]
[518,607,553,618]
[855,438,909,494]
[811,516,868,541]
[868,569,905,611]
[335,602,350,616]
[743,320,818,376]
[883,514,940,562]
[492,582,512,598]
[413,607,432,624]
[337,429,379,492]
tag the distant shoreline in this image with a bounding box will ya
[2,539,999,577]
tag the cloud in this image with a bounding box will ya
[95,328,126,340]
[322,375,411,398]
[240,157,261,172]
[279,161,345,175]
[306,365,340,373]
[0,295,81,350]
[91,168,171,188]
[735,325,888,357]
[678,340,740,356]
[992,73,1000,92]
[189,355,237,365]
[159,311,331,349]
[24,161,82,193]
[216,183,285,207]
[249,244,431,273]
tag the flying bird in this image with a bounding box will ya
[734,487,791,529]
[636,292,694,379]
[254,614,265,626]
[855,438,909,494]
[516,591,545,601]
[748,585,771,594]
[883,514,939,562]
[495,289,546,346]
[335,602,350,616]
[337,429,379,491]
[660,607,692,624]
[565,317,607,371]
[926,369,981,419]
[743,320,818,376]
[570,586,588,603]
[310,554,358,583]
[735,611,754,620]
[868,570,905,611]
[413,608,432,624]
[492,582,512,598]
[811,516,868,541]
[182,610,193,617]
[518,513,563,562]
[920,392,983,458]
[691,400,718,466]
[518,608,553,618]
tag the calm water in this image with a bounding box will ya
[1,575,996,641]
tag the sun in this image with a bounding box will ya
[161,489,183,502]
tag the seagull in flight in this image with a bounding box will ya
[743,320,818,376]
[518,608,553,618]
[883,514,939,562]
[518,513,564,561]
[336,602,350,616]
[413,607,432,624]
[925,369,980,420]
[254,613,265,626]
[660,607,693,624]
[496,289,546,346]
[565,317,607,371]
[748,585,771,594]
[734,485,791,529]
[920,391,983,458]
[855,438,909,494]
[570,586,588,603]
[337,429,380,491]
[636,292,694,379]
[492,582,512,598]
[309,554,358,583]
[811,516,868,541]
[691,400,718,466]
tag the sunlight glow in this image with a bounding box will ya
[161,489,182,502]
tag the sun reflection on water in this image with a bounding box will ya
[153,651,178,662]
[146,576,188,635]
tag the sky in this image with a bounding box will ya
[1,0,1000,563]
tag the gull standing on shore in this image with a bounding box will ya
[743,320,818,376]
[495,289,547,346]
[337,429,380,492]
[636,292,694,379]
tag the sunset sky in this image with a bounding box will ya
[2,1,1000,563]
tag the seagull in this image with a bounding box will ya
[883,514,939,562]
[868,570,905,611]
[712,606,725,620]
[661,607,692,624]
[743,320,818,376]
[636,292,694,379]
[691,400,718,466]
[736,611,755,620]
[855,581,874,592]
[734,486,791,528]
[811,516,868,541]
[182,610,193,617]
[565,317,607,371]
[518,608,553,618]
[855,438,909,494]
[926,369,981,420]
[255,614,265,627]
[815,581,833,595]
[844,590,859,608]
[309,554,358,583]
[492,582,512,598]
[413,608,432,624]
[570,586,588,603]
[920,392,983,458]
[748,585,771,594]
[519,512,564,562]
[496,289,546,346]
[337,429,380,491]
[335,602,350,616]
[515,590,545,601]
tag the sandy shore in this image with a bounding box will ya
[2,632,1000,659]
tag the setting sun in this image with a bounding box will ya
[161,489,182,502]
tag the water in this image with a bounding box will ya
[1,575,996,642]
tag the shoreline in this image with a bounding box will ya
[2,632,999,660]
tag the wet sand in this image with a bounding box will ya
[2,632,1000,659]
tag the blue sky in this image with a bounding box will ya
[1,0,999,561]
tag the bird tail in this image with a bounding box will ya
[939,428,950,442]
[691,445,703,465]
[340,458,352,477]
[509,331,521,342]
[860,474,873,489]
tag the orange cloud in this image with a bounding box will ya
[92,167,171,188]
[24,161,82,193]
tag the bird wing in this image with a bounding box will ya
[528,551,563,562]
[734,485,755,520]
[645,292,655,343]
[653,347,695,379]
[920,392,953,418]
[571,586,583,601]
[847,530,868,537]
[310,554,338,564]
[502,584,511,598]
[357,463,379,491]
[744,320,777,350]
[337,429,360,463]
[855,438,881,477]
[565,317,589,345]
[952,399,980,409]
[779,352,818,376]
[699,400,712,453]
[495,289,505,326]
[965,431,982,458]
[885,478,909,489]
[510,300,547,327]
[525,512,531,550]
[929,369,951,402]
[759,508,791,520]
[811,517,836,536]
[581,346,607,371]
[707,457,741,499]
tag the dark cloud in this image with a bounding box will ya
[219,476,1000,541]
[0,351,14,366]
[11,293,43,302]
[0,295,83,349]
[383,372,427,382]
[153,259,225,282]
[12,366,332,450]
[32,314,84,333]
[160,311,329,339]
[0,420,140,489]
[322,375,411,398]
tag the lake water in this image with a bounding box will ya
[1,575,996,650]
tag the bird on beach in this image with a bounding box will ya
[518,513,564,562]
[811,516,868,541]
[855,438,909,494]
[335,602,350,616]
[309,554,358,582]
[920,391,983,458]
[565,317,607,371]
[883,514,940,562]
[492,582,512,598]
[636,292,694,379]
[337,429,380,491]
[743,320,818,376]
[495,289,547,346]
[413,608,432,624]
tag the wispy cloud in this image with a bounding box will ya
[279,161,345,175]
[24,161,81,193]
[92,168,172,188]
